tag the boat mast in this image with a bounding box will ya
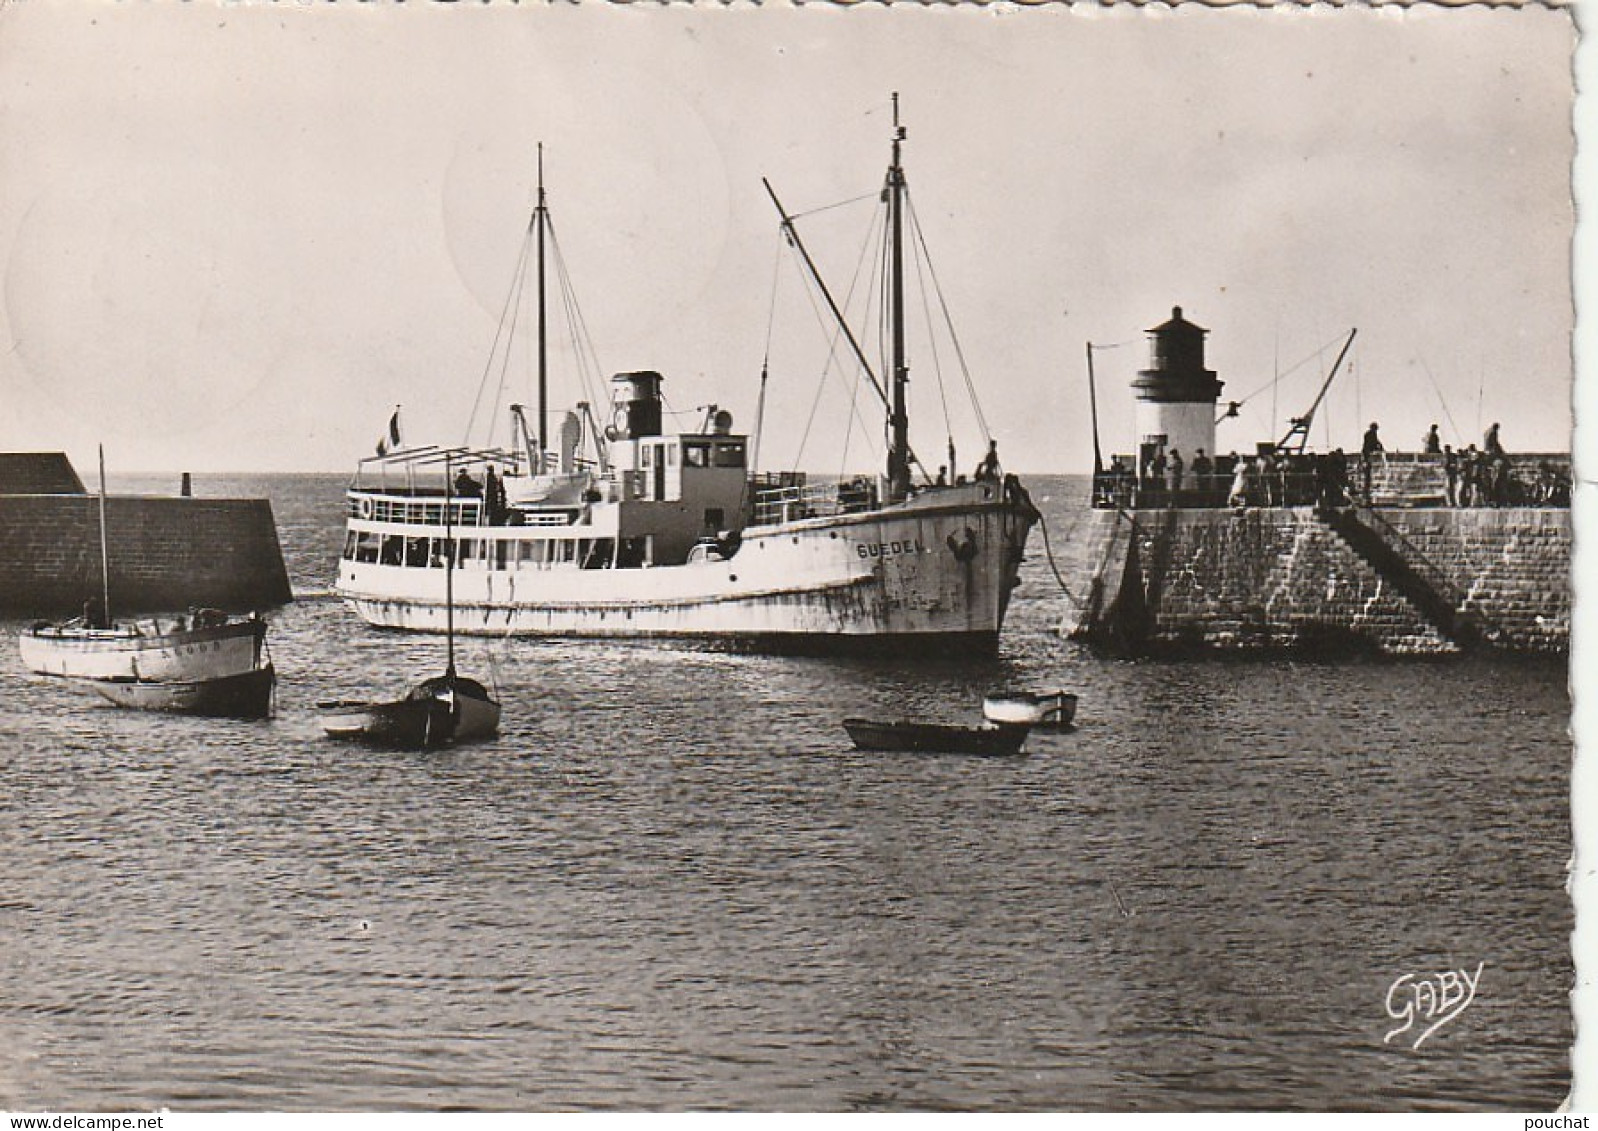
[1086,342,1104,474]
[96,444,110,624]
[886,93,910,504]
[444,454,456,678]
[536,143,549,463]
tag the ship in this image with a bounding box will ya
[334,101,1039,653]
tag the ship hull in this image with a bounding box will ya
[82,664,276,719]
[319,683,501,749]
[335,486,1035,648]
[19,617,267,682]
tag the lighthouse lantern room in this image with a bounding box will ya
[1131,306,1225,478]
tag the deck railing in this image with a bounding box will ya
[751,478,879,525]
[347,493,484,527]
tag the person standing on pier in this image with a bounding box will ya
[1460,444,1480,506]
[1424,424,1442,454]
[1361,422,1384,501]
[1191,449,1212,498]
[1228,456,1250,508]
[1444,445,1460,507]
[1167,449,1184,496]
[1485,422,1504,456]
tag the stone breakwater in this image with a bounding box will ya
[1055,504,1569,656]
[0,454,292,616]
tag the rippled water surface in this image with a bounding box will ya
[0,474,1571,1110]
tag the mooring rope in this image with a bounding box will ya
[1035,510,1085,610]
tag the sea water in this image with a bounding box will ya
[0,474,1570,1110]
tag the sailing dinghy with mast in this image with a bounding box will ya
[333,101,1039,652]
[18,447,275,718]
[319,456,502,748]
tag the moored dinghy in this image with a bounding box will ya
[982,690,1078,728]
[843,717,1030,756]
[89,663,277,719]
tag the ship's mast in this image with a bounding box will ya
[886,93,910,504]
[97,444,110,624]
[444,453,457,679]
[535,143,549,461]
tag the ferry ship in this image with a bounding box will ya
[335,102,1039,652]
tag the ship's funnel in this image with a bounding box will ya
[609,371,664,440]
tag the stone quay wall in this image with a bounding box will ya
[0,494,293,616]
[1058,504,1569,656]
[0,452,86,495]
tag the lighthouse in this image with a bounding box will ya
[1131,306,1224,477]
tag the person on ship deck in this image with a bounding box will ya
[974,440,1002,483]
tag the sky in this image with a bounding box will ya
[0,1,1576,474]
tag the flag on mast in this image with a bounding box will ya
[375,407,402,457]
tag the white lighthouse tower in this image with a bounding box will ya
[1131,306,1224,479]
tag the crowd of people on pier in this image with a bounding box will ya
[1093,422,1570,510]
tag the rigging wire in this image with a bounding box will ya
[465,217,536,444]
[750,238,786,473]
[487,240,533,450]
[1417,357,1465,446]
[905,188,990,443]
[908,216,955,480]
[784,202,888,473]
[787,190,883,222]
[1219,330,1359,418]
[546,219,606,420]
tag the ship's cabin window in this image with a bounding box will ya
[684,442,711,468]
[380,535,404,566]
[353,532,379,563]
[405,537,429,567]
[712,441,746,468]
[642,445,655,468]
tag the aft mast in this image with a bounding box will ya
[535,144,549,460]
[444,454,457,680]
[886,94,910,504]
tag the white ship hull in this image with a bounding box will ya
[336,485,1033,648]
[19,617,267,682]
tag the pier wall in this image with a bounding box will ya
[0,453,86,495]
[1060,505,1569,655]
[0,495,293,616]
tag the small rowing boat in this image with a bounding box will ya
[86,664,276,719]
[842,717,1029,756]
[982,690,1077,728]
